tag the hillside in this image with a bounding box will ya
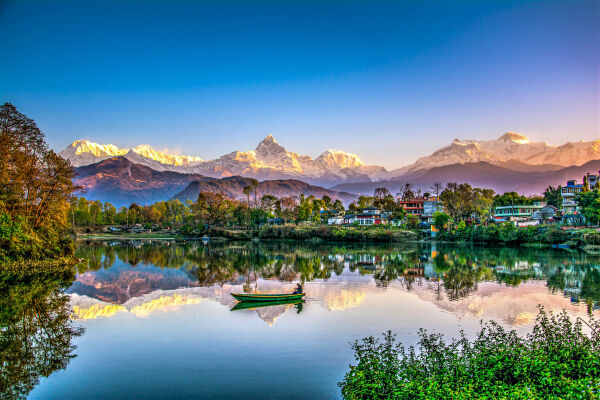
[172,177,356,204]
[74,156,356,206]
[332,160,600,196]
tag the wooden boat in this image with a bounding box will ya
[230,298,304,311]
[231,292,305,302]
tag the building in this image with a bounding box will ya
[356,213,383,225]
[328,216,343,225]
[398,198,442,223]
[360,207,381,215]
[422,199,443,223]
[561,180,582,214]
[398,199,424,216]
[343,214,356,224]
[493,202,546,220]
[559,172,600,214]
[344,207,383,226]
[537,205,558,221]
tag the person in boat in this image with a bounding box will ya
[292,283,303,294]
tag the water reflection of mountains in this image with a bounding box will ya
[73,240,600,314]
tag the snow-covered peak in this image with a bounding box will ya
[59,140,128,166]
[404,132,599,173]
[316,149,364,169]
[69,140,128,157]
[129,145,203,167]
[498,132,530,144]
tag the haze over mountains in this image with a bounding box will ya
[74,157,356,207]
[62,133,600,204]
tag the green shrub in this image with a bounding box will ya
[339,309,600,399]
[583,232,600,245]
[543,228,569,244]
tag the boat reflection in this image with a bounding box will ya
[231,298,304,312]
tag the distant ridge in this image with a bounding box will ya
[331,160,600,196]
[74,157,356,207]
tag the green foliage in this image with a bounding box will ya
[492,191,533,208]
[440,183,494,220]
[543,186,563,208]
[437,224,574,247]
[433,211,451,231]
[0,103,78,263]
[339,309,600,399]
[574,190,600,226]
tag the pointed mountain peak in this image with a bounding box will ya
[498,132,530,144]
[256,134,286,154]
[258,134,278,145]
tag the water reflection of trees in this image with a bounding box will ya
[74,240,600,310]
[0,267,83,400]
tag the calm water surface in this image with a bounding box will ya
[7,240,600,399]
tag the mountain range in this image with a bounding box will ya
[62,132,600,204]
[61,133,599,183]
[74,157,356,207]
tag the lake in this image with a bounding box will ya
[6,240,600,399]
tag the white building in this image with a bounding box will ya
[328,216,344,225]
[561,180,582,214]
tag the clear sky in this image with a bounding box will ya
[1,0,598,169]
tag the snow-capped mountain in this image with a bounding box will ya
[59,140,203,168]
[394,132,600,174]
[61,135,387,185]
[60,132,600,187]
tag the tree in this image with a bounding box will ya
[574,190,600,226]
[406,214,420,229]
[430,182,443,200]
[397,183,415,201]
[0,103,80,260]
[582,198,600,226]
[250,179,259,207]
[433,211,451,231]
[357,195,374,209]
[194,191,234,226]
[279,196,298,221]
[260,194,278,215]
[332,200,345,213]
[321,195,332,211]
[543,186,562,208]
[492,192,531,208]
[242,185,253,206]
[374,187,391,202]
[297,194,315,221]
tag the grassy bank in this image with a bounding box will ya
[206,225,419,242]
[76,232,176,240]
[435,224,600,250]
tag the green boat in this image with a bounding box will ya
[230,298,304,311]
[231,292,305,302]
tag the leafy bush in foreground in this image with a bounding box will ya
[339,309,600,399]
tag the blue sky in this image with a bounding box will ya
[1,0,598,169]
